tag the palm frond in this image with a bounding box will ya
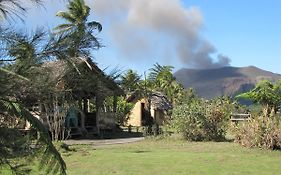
[53,0,102,58]
[53,23,74,34]
[56,11,76,23]
[107,67,124,81]
[31,29,46,44]
[87,21,102,32]
[0,0,43,21]
[148,63,174,81]
[0,99,67,175]
[0,67,30,81]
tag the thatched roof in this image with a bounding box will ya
[41,58,123,97]
[125,89,142,102]
[126,90,172,111]
[41,60,68,83]
[150,92,172,110]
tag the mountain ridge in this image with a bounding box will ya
[174,66,281,99]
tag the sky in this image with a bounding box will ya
[13,0,281,75]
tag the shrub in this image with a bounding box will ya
[231,115,281,150]
[143,124,163,137]
[103,96,134,125]
[204,105,229,141]
[171,97,232,141]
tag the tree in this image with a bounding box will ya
[165,80,184,105]
[0,1,67,174]
[118,64,185,126]
[236,80,281,117]
[103,96,133,125]
[148,63,184,105]
[0,97,66,174]
[0,0,42,21]
[120,69,141,93]
[148,63,174,89]
[55,0,102,34]
[171,96,233,141]
[54,0,102,57]
[0,30,67,174]
[5,29,46,75]
[233,80,281,150]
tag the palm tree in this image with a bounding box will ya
[6,29,46,75]
[166,80,184,105]
[148,63,173,91]
[0,29,67,174]
[120,69,141,93]
[54,0,102,57]
[148,63,174,82]
[0,2,67,172]
[148,63,174,90]
[55,0,102,34]
[148,63,184,105]
[0,0,42,21]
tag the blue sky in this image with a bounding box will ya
[14,0,281,75]
[185,0,281,74]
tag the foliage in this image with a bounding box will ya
[171,98,205,141]
[148,63,174,83]
[120,69,141,93]
[231,114,281,150]
[5,29,46,76]
[236,80,281,116]
[174,87,196,106]
[43,96,70,141]
[103,96,134,125]
[142,124,163,137]
[171,96,233,141]
[0,0,42,21]
[0,99,66,174]
[115,97,134,125]
[119,64,184,127]
[54,0,102,58]
[0,0,105,174]
[148,63,184,105]
[1,46,67,173]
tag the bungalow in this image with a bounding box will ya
[126,91,172,126]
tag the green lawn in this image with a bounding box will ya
[62,138,281,175]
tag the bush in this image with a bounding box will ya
[143,124,160,136]
[171,97,232,141]
[204,105,229,141]
[142,125,152,137]
[171,99,204,141]
[103,96,134,125]
[231,115,281,150]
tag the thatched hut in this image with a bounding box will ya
[31,57,123,137]
[126,91,172,126]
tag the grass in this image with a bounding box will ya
[1,137,281,175]
[61,138,281,175]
